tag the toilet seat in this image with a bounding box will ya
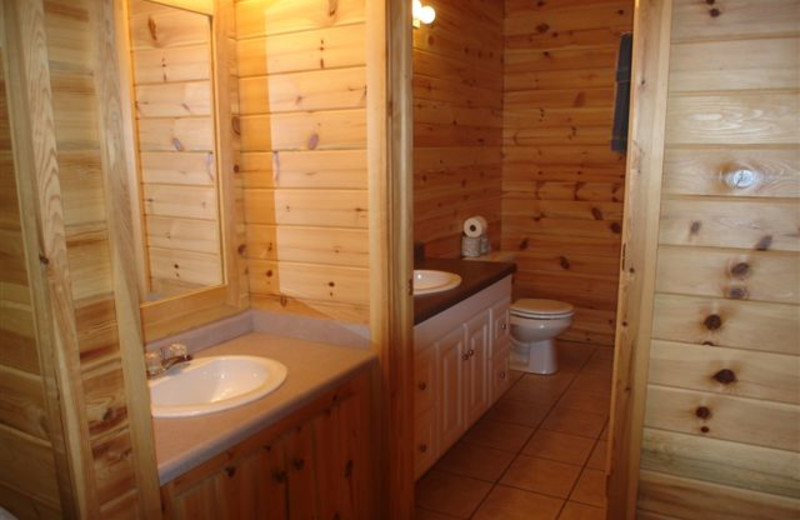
[511,299,574,320]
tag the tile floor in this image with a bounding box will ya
[416,341,613,520]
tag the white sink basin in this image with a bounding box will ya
[149,355,287,418]
[413,269,462,295]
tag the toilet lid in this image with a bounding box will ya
[511,298,574,317]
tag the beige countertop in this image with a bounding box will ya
[152,332,376,484]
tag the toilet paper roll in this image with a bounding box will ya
[461,236,482,257]
[463,216,488,238]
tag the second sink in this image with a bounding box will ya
[413,269,462,295]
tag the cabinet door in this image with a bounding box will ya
[490,348,511,405]
[490,298,511,358]
[464,310,490,426]
[414,346,436,415]
[414,406,437,479]
[436,324,466,452]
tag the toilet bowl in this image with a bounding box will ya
[509,299,574,375]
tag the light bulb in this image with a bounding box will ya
[419,5,436,25]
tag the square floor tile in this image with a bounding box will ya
[435,442,516,482]
[500,455,582,498]
[559,501,606,520]
[522,429,595,466]
[570,468,606,508]
[558,388,611,415]
[484,398,551,428]
[599,421,609,441]
[581,355,614,377]
[415,507,458,520]
[462,417,534,453]
[541,407,607,439]
[415,470,492,518]
[572,373,612,396]
[557,342,596,373]
[586,440,607,470]
[592,347,615,360]
[472,485,563,520]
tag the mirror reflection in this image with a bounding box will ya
[127,0,224,301]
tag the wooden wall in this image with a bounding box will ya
[412,0,505,258]
[235,0,371,323]
[128,0,224,299]
[502,1,633,347]
[0,52,63,518]
[637,0,800,517]
[43,0,150,515]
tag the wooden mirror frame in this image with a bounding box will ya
[114,0,247,342]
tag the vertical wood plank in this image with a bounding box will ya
[606,0,674,518]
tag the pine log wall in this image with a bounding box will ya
[413,0,504,258]
[128,0,224,299]
[0,54,63,517]
[636,0,800,517]
[235,0,371,323]
[502,1,633,347]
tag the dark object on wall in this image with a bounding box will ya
[611,33,633,153]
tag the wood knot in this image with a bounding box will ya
[695,406,711,419]
[38,254,50,265]
[701,426,710,433]
[559,256,571,270]
[690,221,702,235]
[293,458,305,471]
[703,314,722,330]
[728,287,748,299]
[308,133,320,150]
[237,244,247,256]
[519,238,529,250]
[755,235,773,251]
[536,23,550,33]
[709,7,721,17]
[712,368,737,385]
[231,116,241,135]
[344,459,353,478]
[225,466,236,477]
[730,262,750,279]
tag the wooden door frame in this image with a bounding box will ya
[605,0,674,518]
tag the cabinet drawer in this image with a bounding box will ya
[414,346,436,414]
[414,407,437,480]
[490,350,511,404]
[490,298,511,358]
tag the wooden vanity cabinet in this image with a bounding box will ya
[414,277,512,478]
[160,369,375,519]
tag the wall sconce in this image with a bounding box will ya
[413,0,436,28]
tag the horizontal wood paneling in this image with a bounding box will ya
[502,0,632,347]
[236,0,370,322]
[640,1,800,514]
[638,470,800,520]
[413,0,504,258]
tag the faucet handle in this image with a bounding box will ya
[145,350,164,377]
[162,343,188,360]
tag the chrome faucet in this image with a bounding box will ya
[145,343,193,379]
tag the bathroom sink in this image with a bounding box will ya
[149,355,288,418]
[413,269,462,295]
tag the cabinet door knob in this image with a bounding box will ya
[501,322,507,330]
[418,381,427,391]
[419,444,428,453]
[500,371,506,380]
[468,349,475,358]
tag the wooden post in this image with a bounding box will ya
[92,0,162,516]
[605,0,674,518]
[369,0,415,517]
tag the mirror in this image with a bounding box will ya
[118,0,246,342]
[126,0,223,301]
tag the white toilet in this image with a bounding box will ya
[509,299,575,375]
